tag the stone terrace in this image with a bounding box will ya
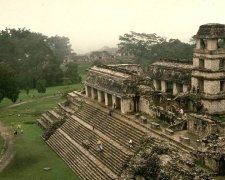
[39,91,202,179]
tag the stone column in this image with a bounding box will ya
[161,81,166,92]
[112,94,116,108]
[97,90,102,103]
[85,85,88,97]
[191,77,198,90]
[153,79,157,90]
[173,82,178,95]
[104,92,109,106]
[91,88,95,100]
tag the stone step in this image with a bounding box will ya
[61,118,129,175]
[47,129,116,180]
[58,103,75,114]
[75,104,144,146]
[82,103,144,137]
[42,113,54,124]
[71,115,132,156]
[48,110,61,119]
[47,133,98,180]
[37,119,47,129]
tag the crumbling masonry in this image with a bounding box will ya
[38,24,225,179]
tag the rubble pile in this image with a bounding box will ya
[202,133,225,158]
[119,135,212,180]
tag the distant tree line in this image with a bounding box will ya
[0,28,81,103]
[118,31,195,64]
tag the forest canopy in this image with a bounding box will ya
[0,28,80,102]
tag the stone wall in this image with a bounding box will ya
[121,97,134,114]
[108,64,144,75]
[139,96,154,117]
[204,80,220,94]
[204,156,219,172]
[192,70,224,80]
[187,114,217,137]
[148,65,192,84]
[202,99,225,114]
[85,71,135,95]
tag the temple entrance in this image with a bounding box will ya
[219,156,225,175]
[107,94,112,106]
[93,88,98,100]
[176,83,183,93]
[87,86,92,97]
[100,91,105,104]
[166,81,173,93]
[116,97,121,109]
[153,94,160,106]
[133,94,140,112]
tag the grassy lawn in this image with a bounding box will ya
[0,84,81,180]
[0,83,82,108]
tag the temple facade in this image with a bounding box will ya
[84,23,225,117]
[38,24,225,178]
[192,23,225,114]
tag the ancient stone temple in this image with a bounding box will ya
[38,23,225,179]
[192,23,225,114]
[84,64,150,114]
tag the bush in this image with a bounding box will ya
[36,79,47,93]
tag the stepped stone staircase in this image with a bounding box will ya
[37,110,61,129]
[38,91,146,179]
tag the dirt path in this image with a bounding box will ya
[1,95,58,110]
[0,122,15,172]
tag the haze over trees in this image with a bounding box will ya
[118,31,194,64]
[0,28,80,103]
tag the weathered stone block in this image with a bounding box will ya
[165,128,174,135]
[179,136,190,144]
[140,116,147,124]
[151,122,160,129]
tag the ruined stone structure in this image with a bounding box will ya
[192,23,225,114]
[149,59,192,95]
[38,24,225,179]
[84,64,152,114]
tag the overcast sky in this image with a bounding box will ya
[0,0,224,54]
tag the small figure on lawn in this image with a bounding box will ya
[13,130,18,135]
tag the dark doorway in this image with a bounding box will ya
[116,97,121,109]
[107,94,112,106]
[219,156,225,175]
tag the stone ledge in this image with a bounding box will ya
[179,136,190,144]
[165,128,174,136]
[150,122,160,129]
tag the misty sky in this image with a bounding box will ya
[0,0,224,54]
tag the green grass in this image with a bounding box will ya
[0,84,81,180]
[0,84,82,108]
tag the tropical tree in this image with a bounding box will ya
[0,28,74,93]
[0,63,19,103]
[118,31,194,64]
[47,35,73,63]
[64,62,81,84]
